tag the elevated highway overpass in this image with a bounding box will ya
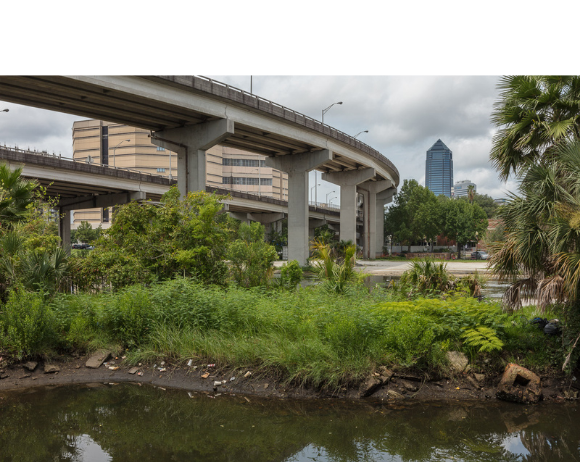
[0,76,399,262]
[0,146,342,248]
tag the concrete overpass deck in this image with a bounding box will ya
[0,75,399,262]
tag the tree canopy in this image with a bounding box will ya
[384,180,488,253]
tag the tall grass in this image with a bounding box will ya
[0,278,566,387]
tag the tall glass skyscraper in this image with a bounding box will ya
[425,139,453,197]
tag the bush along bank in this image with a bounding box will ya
[0,278,576,401]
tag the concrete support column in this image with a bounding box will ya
[266,150,332,265]
[152,119,234,197]
[357,180,393,258]
[322,168,375,245]
[59,208,71,253]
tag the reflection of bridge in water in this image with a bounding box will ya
[0,76,399,262]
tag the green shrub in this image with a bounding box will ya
[227,222,278,288]
[280,260,303,289]
[0,289,54,358]
[101,285,152,346]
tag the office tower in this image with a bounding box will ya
[454,180,476,198]
[425,139,453,197]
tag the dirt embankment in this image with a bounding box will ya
[1,354,578,403]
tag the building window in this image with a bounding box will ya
[223,177,273,186]
[157,168,166,173]
[156,147,165,151]
[222,158,266,167]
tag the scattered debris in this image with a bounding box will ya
[86,350,111,369]
[230,376,236,382]
[137,372,143,377]
[19,374,31,379]
[159,368,167,372]
[108,366,119,371]
[207,364,215,368]
[264,383,269,389]
[158,387,166,391]
[244,371,252,378]
[188,392,194,398]
[201,372,210,379]
[214,381,222,387]
[187,359,193,367]
[160,361,165,366]
[496,363,542,404]
[244,396,251,403]
[128,367,139,375]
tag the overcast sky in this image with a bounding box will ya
[0,75,515,203]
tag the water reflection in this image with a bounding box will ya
[0,384,578,461]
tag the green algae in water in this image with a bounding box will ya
[0,383,579,461]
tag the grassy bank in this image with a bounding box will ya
[0,279,569,389]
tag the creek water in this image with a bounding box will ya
[361,275,510,300]
[1,383,579,461]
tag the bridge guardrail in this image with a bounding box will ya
[0,144,175,182]
[160,75,400,185]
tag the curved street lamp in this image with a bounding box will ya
[112,139,131,167]
[354,130,368,139]
[326,190,336,204]
[321,102,343,125]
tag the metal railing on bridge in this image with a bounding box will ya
[162,75,400,185]
[0,144,172,180]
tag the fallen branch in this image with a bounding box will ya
[562,332,580,372]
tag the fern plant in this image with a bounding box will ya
[461,326,504,353]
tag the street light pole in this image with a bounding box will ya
[354,130,368,138]
[326,190,336,205]
[310,184,320,203]
[112,139,130,167]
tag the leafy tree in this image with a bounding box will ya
[458,193,498,219]
[227,222,278,288]
[473,193,499,218]
[71,221,102,244]
[440,197,488,258]
[314,224,336,245]
[71,188,231,289]
[491,75,580,180]
[384,180,441,251]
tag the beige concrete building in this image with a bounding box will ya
[72,120,288,228]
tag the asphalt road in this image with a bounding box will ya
[355,259,491,276]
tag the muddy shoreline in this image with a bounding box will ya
[1,355,578,404]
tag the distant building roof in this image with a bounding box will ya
[428,139,451,152]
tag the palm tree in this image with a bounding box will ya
[0,163,37,228]
[489,140,580,309]
[467,185,475,204]
[490,76,580,181]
